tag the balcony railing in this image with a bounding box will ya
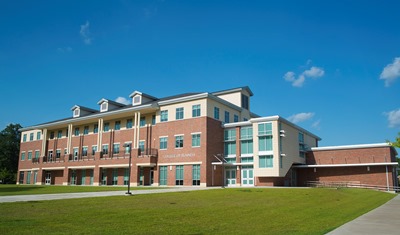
[68,154,95,161]
[32,158,40,163]
[43,156,64,163]
[139,148,158,157]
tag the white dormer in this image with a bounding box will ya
[129,91,157,106]
[97,98,125,112]
[71,105,97,118]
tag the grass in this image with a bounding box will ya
[0,185,166,196]
[0,188,395,234]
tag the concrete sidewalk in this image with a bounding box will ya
[0,187,216,203]
[327,194,400,235]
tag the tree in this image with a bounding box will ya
[388,132,400,148]
[0,123,22,183]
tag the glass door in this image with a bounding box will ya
[225,169,236,186]
[45,172,51,185]
[241,167,254,186]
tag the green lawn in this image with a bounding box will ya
[0,188,395,234]
[0,185,165,196]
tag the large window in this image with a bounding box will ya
[175,165,184,185]
[159,166,168,186]
[112,169,118,185]
[94,124,99,133]
[258,123,272,135]
[81,169,86,185]
[74,127,80,136]
[84,126,89,135]
[192,104,201,117]
[102,144,109,155]
[30,133,34,141]
[26,171,31,184]
[140,117,146,127]
[57,130,62,138]
[176,107,184,120]
[103,123,109,132]
[214,107,220,120]
[192,165,200,186]
[115,121,121,130]
[160,137,168,150]
[299,132,305,158]
[240,127,253,155]
[192,134,201,147]
[23,134,27,142]
[36,132,41,140]
[259,155,273,168]
[113,144,120,155]
[175,135,184,148]
[224,111,230,123]
[126,119,133,129]
[34,150,40,159]
[241,94,249,110]
[259,123,273,152]
[224,129,236,158]
[28,152,32,160]
[160,110,168,122]
[82,147,88,157]
[152,115,156,125]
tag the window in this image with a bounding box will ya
[299,132,306,158]
[124,143,131,154]
[113,144,120,155]
[115,121,121,130]
[258,123,272,136]
[241,127,253,155]
[94,124,99,133]
[224,129,236,156]
[126,119,132,129]
[259,123,273,152]
[73,148,79,160]
[81,169,86,185]
[84,126,89,135]
[176,107,184,120]
[48,150,53,160]
[29,133,34,141]
[152,115,156,125]
[160,137,168,150]
[160,110,168,122]
[92,146,97,156]
[140,117,146,127]
[192,104,200,117]
[34,150,40,159]
[192,165,200,186]
[23,134,27,142]
[19,171,24,184]
[139,141,145,151]
[280,155,283,168]
[241,94,249,110]
[82,147,88,157]
[234,115,239,123]
[124,168,129,185]
[64,148,68,155]
[112,169,118,185]
[224,111,230,123]
[66,128,69,137]
[74,109,79,117]
[74,127,80,136]
[70,170,77,185]
[56,149,61,158]
[57,130,62,138]
[259,155,273,168]
[102,144,109,155]
[26,171,31,184]
[101,103,108,112]
[224,129,236,141]
[175,135,184,148]
[241,157,253,163]
[133,96,141,104]
[36,131,41,140]
[214,107,220,120]
[159,166,168,186]
[176,165,184,185]
[192,134,201,147]
[50,132,54,139]
[28,152,32,160]
[104,123,109,132]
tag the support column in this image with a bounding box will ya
[67,124,73,154]
[93,166,101,186]
[97,118,104,151]
[41,129,47,157]
[136,112,141,149]
[63,168,70,185]
[133,113,138,149]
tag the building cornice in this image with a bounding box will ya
[311,143,392,151]
[292,162,398,168]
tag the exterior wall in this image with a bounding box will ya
[206,99,242,123]
[157,99,208,123]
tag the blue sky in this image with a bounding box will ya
[1,0,399,147]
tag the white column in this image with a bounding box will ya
[97,118,103,150]
[67,124,73,154]
[41,129,47,156]
[136,112,141,149]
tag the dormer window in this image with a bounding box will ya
[133,96,141,105]
[101,102,108,112]
[73,109,80,117]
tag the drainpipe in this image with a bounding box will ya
[385,165,389,191]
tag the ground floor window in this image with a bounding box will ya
[26,171,31,184]
[19,171,24,184]
[81,169,86,185]
[112,169,118,185]
[70,170,77,185]
[259,155,273,168]
[176,165,184,185]
[124,168,129,185]
[192,165,200,186]
[101,169,107,185]
[89,170,94,185]
[33,171,38,184]
[160,166,168,186]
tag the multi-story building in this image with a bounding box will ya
[17,86,398,188]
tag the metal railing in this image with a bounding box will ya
[32,158,40,163]
[306,181,400,192]
[139,148,158,157]
[68,154,95,161]
[42,156,64,163]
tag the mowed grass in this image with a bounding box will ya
[0,188,395,234]
[0,185,165,196]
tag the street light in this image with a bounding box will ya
[123,143,132,195]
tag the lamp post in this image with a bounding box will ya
[123,143,132,195]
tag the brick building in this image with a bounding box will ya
[17,86,398,188]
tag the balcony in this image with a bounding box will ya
[32,158,40,164]
[68,154,95,161]
[137,148,158,166]
[42,156,64,163]
[139,148,158,157]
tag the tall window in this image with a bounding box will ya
[240,127,253,155]
[126,119,133,129]
[175,135,184,148]
[152,115,156,125]
[34,150,40,159]
[299,132,305,158]
[113,144,120,155]
[50,132,54,139]
[159,166,168,186]
[224,111,230,123]
[175,165,184,185]
[23,134,27,142]
[234,115,239,123]
[192,165,200,186]
[102,144,109,155]
[241,94,249,110]
[81,169,86,185]
[124,168,129,185]
[259,123,273,152]
[26,171,31,184]
[94,124,99,133]
[224,129,236,160]
[30,133,34,141]
[84,126,89,135]
[21,152,25,160]
[36,132,41,140]
[82,147,88,157]
[192,134,201,147]
[71,170,77,185]
[92,146,97,156]
[176,107,184,120]
[259,155,273,168]
[28,152,32,160]
[214,107,220,120]
[57,130,62,138]
[160,110,168,122]
[139,141,145,151]
[160,137,168,150]
[103,123,109,132]
[114,121,121,130]
[140,117,146,127]
[56,149,61,158]
[74,127,80,136]
[112,169,118,185]
[192,104,200,117]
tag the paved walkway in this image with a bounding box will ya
[327,194,400,235]
[0,187,216,203]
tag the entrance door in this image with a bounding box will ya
[241,168,254,186]
[150,169,154,185]
[225,169,236,186]
[45,172,51,185]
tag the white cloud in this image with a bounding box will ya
[380,57,400,87]
[312,119,321,130]
[287,112,315,124]
[80,21,92,45]
[115,97,131,105]
[385,108,400,128]
[283,63,325,87]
